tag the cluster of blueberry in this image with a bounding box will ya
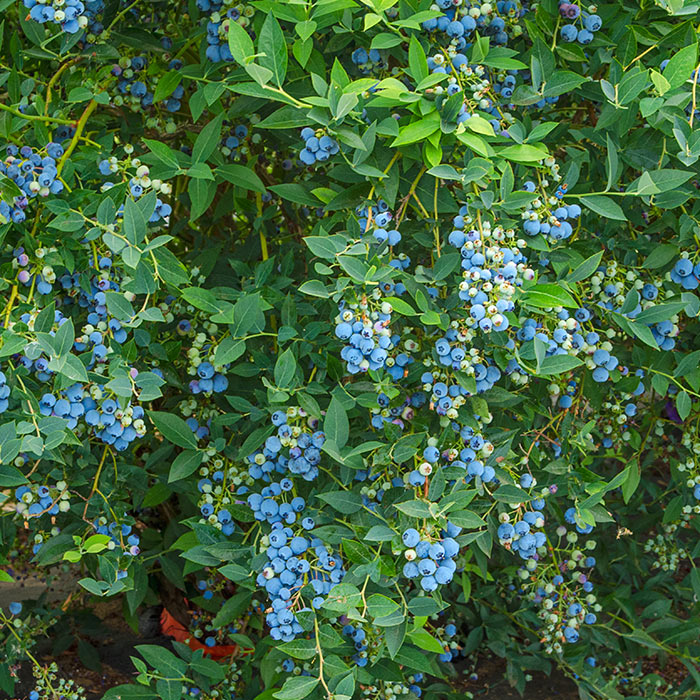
[0,143,64,225]
[537,589,599,649]
[171,319,232,395]
[498,484,601,652]
[341,622,372,667]
[426,56,516,136]
[244,409,324,482]
[92,517,141,581]
[559,3,603,45]
[195,455,251,532]
[22,0,100,34]
[350,47,387,75]
[449,211,534,334]
[26,662,86,700]
[193,577,258,646]
[14,251,63,297]
[596,380,645,448]
[0,371,9,414]
[437,623,460,663]
[678,430,700,503]
[422,0,523,48]
[440,429,499,482]
[422,335,503,396]
[401,522,462,591]
[13,482,71,519]
[109,55,185,113]
[496,478,549,561]
[198,0,255,63]
[16,281,133,368]
[99,160,173,225]
[189,361,229,395]
[358,678,425,700]
[36,384,147,450]
[257,525,345,640]
[366,209,402,248]
[670,256,700,291]
[299,128,340,166]
[198,496,235,535]
[586,263,681,351]
[643,515,693,572]
[530,534,599,652]
[221,123,250,160]
[370,392,422,430]
[354,473,404,514]
[521,190,582,241]
[243,484,307,526]
[335,295,400,376]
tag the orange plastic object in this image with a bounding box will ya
[160,606,245,659]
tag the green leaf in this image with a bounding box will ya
[447,510,485,529]
[542,70,586,97]
[218,164,267,193]
[384,296,418,315]
[149,411,198,449]
[538,355,583,376]
[407,597,446,616]
[385,621,406,659]
[663,43,698,90]
[493,484,531,503]
[135,645,187,679]
[257,105,314,130]
[274,348,297,388]
[213,337,246,366]
[181,287,221,314]
[580,195,626,221]
[211,591,253,628]
[153,70,182,103]
[143,139,181,170]
[407,629,445,654]
[105,291,135,321]
[258,14,288,87]
[622,462,641,504]
[274,676,319,700]
[427,164,461,180]
[394,500,432,518]
[192,113,224,164]
[367,594,400,618]
[278,638,318,660]
[391,115,440,146]
[228,20,254,64]
[322,583,362,611]
[497,144,548,163]
[317,490,362,514]
[408,35,428,82]
[521,283,577,308]
[676,391,691,421]
[634,302,686,325]
[168,450,203,482]
[325,397,349,449]
[605,133,618,192]
[567,251,603,283]
[298,280,329,297]
[0,464,28,487]
[304,235,346,259]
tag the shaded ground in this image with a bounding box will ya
[1,566,580,700]
[460,655,579,698]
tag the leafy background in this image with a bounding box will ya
[1,0,700,699]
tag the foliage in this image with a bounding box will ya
[1,0,700,699]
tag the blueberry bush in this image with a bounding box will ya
[1,0,700,698]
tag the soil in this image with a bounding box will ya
[458,655,580,698]
[0,565,579,700]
